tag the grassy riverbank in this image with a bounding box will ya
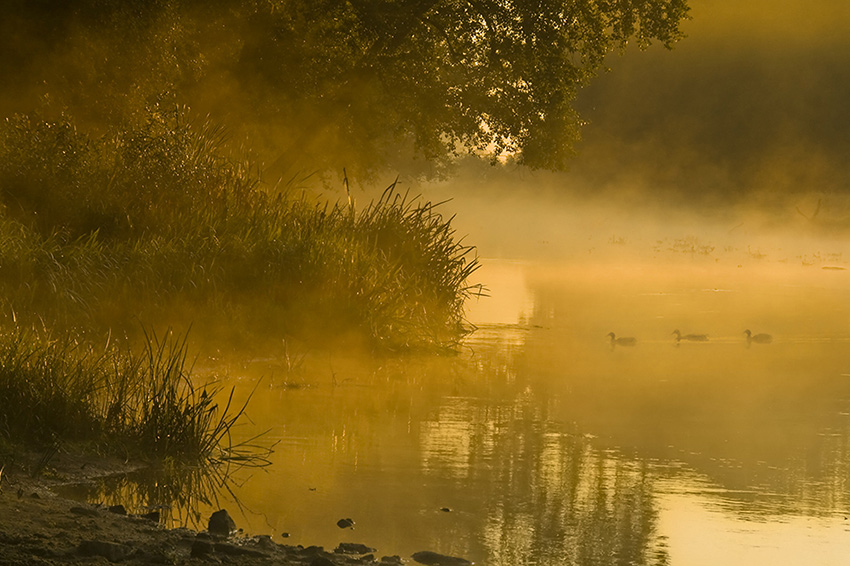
[0,107,480,475]
[0,108,481,352]
[0,329,261,465]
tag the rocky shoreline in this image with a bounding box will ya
[0,453,472,566]
[0,488,392,565]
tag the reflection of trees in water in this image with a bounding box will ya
[577,374,850,521]
[705,407,850,519]
[517,278,850,522]
[93,328,849,559]
[482,435,668,566]
[421,367,669,566]
[63,340,676,564]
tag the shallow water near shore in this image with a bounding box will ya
[74,249,850,565]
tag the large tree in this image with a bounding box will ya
[1,0,690,177]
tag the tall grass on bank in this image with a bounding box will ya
[0,109,480,350]
[0,328,264,467]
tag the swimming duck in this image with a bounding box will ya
[672,329,709,342]
[744,329,772,344]
[607,332,637,346]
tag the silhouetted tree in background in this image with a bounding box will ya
[0,0,689,179]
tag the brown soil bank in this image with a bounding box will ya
[0,486,406,565]
[0,454,409,566]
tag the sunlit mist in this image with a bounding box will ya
[2,1,850,565]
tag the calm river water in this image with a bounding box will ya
[83,248,850,565]
[176,247,850,566]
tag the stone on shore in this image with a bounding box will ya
[335,542,377,554]
[412,550,473,566]
[208,508,237,536]
[78,540,132,562]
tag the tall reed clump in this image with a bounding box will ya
[0,328,262,466]
[0,107,480,350]
[0,330,101,445]
[335,187,481,349]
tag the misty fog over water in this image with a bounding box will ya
[183,21,850,560]
[5,0,850,564]
[570,0,850,205]
[194,2,850,563]
[176,247,850,565]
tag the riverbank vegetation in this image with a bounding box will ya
[0,108,480,468]
[0,328,255,462]
[0,326,271,530]
[0,0,688,490]
[0,108,481,352]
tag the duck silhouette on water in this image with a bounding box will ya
[744,329,772,345]
[672,329,709,343]
[607,332,637,347]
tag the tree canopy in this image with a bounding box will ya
[1,0,690,177]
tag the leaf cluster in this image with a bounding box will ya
[1,0,690,176]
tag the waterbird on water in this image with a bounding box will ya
[607,332,637,346]
[672,330,709,342]
[744,329,772,344]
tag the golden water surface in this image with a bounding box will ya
[175,244,850,565]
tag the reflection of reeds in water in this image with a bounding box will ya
[433,390,668,566]
[62,458,252,530]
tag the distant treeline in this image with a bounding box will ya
[570,24,850,206]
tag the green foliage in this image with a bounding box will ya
[0,110,479,350]
[0,330,99,445]
[0,328,260,467]
[103,330,256,463]
[1,0,690,176]
[347,188,480,347]
[0,111,255,241]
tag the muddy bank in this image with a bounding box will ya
[0,475,402,565]
[0,453,469,566]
